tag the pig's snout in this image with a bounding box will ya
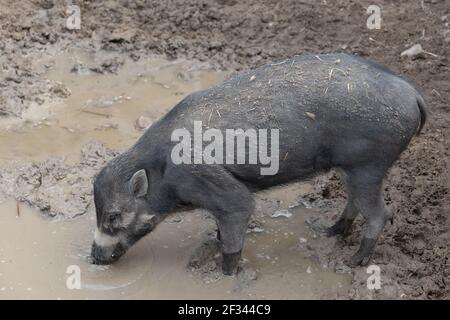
[90,228,127,265]
[90,241,126,265]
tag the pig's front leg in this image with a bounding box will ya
[217,210,252,275]
[215,221,245,275]
[169,165,254,276]
[210,183,254,275]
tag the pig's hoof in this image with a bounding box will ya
[222,251,241,276]
[347,253,372,268]
[326,218,352,237]
[346,238,377,267]
[222,269,237,276]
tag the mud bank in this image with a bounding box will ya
[0,141,116,218]
[0,0,449,299]
[297,169,449,299]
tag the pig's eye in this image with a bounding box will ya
[108,213,121,223]
[104,212,121,230]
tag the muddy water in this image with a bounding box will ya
[0,51,224,164]
[0,199,350,299]
[0,51,351,299]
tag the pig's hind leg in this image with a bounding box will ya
[343,166,390,266]
[326,199,358,237]
[326,170,360,237]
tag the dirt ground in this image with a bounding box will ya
[0,0,449,299]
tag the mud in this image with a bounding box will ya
[0,141,116,218]
[1,0,449,299]
[0,196,353,299]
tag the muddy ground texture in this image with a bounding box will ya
[0,0,449,299]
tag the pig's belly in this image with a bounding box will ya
[223,150,323,191]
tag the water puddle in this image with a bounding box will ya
[0,51,224,163]
[0,50,350,299]
[0,199,350,299]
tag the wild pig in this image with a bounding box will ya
[90,53,426,275]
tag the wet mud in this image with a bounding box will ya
[0,0,449,299]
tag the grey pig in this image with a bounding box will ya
[90,53,426,275]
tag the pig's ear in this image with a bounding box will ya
[130,169,148,198]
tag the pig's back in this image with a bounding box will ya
[146,53,423,187]
[165,53,420,138]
